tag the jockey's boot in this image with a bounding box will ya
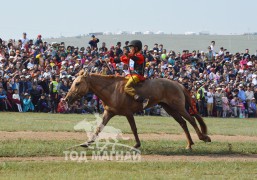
[134,95,149,109]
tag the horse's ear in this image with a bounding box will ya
[78,70,84,76]
[83,70,88,77]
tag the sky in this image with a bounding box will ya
[1,0,257,40]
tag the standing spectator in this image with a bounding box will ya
[153,43,159,52]
[254,86,257,100]
[230,96,239,117]
[19,75,28,95]
[206,87,214,117]
[196,83,205,116]
[243,49,251,60]
[20,32,29,49]
[210,41,215,51]
[88,35,99,49]
[30,84,41,110]
[238,84,247,110]
[99,42,108,53]
[34,35,43,46]
[245,86,254,108]
[206,46,214,62]
[49,75,58,113]
[218,47,226,56]
[115,42,123,57]
[238,99,246,118]
[215,88,223,117]
[222,93,230,118]
[0,87,7,111]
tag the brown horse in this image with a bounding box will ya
[65,70,211,149]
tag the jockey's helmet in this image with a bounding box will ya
[128,40,142,52]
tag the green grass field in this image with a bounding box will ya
[0,112,257,179]
[1,112,257,136]
[1,161,257,180]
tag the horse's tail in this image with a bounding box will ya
[182,87,208,135]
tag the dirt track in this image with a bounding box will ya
[0,131,257,142]
[1,154,257,162]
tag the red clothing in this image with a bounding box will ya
[122,52,145,81]
[120,55,129,64]
[127,52,144,65]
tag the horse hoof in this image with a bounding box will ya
[133,144,141,149]
[204,136,211,142]
[185,146,192,150]
[80,144,89,148]
[80,143,89,148]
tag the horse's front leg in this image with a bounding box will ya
[126,114,141,149]
[80,110,114,148]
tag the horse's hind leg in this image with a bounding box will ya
[178,108,211,143]
[161,104,194,149]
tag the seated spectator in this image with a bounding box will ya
[81,99,94,114]
[12,89,22,112]
[248,98,256,118]
[57,98,69,113]
[37,94,50,112]
[0,87,8,111]
[23,93,34,112]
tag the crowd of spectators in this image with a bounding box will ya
[0,33,257,118]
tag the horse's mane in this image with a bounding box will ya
[78,69,126,81]
[89,73,126,81]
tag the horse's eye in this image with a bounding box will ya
[75,82,80,86]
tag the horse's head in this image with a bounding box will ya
[65,69,90,104]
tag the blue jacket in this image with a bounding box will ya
[0,94,7,99]
[238,90,246,101]
[23,98,34,112]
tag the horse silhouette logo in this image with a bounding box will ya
[74,113,130,151]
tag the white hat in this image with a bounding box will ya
[247,61,253,66]
[207,65,211,69]
[61,61,67,65]
[22,69,26,72]
[69,66,73,68]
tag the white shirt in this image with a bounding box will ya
[206,92,214,103]
[27,62,34,69]
[20,38,29,49]
[129,59,134,71]
[12,94,20,100]
[209,72,215,81]
[43,72,52,79]
[245,90,254,100]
